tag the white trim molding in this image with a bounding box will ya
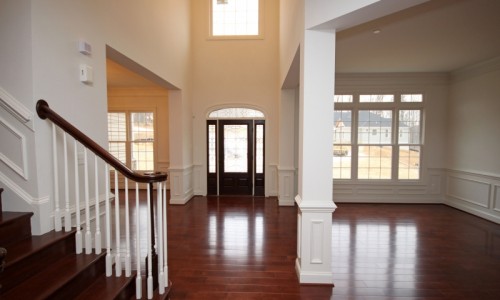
[444,169,500,224]
[0,86,34,130]
[168,165,194,205]
[266,163,278,197]
[295,195,336,284]
[0,116,29,180]
[278,166,296,206]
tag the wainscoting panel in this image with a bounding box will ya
[333,183,441,203]
[278,167,295,206]
[310,220,324,264]
[267,164,278,197]
[495,185,500,212]
[446,175,490,208]
[445,170,500,224]
[0,116,28,179]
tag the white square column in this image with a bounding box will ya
[295,28,337,284]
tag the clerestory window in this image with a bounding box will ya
[210,0,263,39]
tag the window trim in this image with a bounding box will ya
[333,93,424,182]
[208,0,265,40]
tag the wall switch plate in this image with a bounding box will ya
[79,64,93,84]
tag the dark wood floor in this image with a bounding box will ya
[131,193,500,299]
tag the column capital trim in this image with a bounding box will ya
[295,195,337,212]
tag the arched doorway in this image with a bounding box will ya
[207,107,265,196]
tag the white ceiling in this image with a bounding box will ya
[336,0,500,73]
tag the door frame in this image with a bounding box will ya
[206,119,265,196]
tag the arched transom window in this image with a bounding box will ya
[208,107,264,119]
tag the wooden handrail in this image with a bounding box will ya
[36,99,167,183]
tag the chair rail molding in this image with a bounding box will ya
[0,87,34,130]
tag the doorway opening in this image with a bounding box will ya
[207,108,265,196]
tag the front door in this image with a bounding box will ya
[218,120,253,195]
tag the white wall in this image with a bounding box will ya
[0,0,192,234]
[190,0,280,196]
[0,0,46,233]
[445,57,500,223]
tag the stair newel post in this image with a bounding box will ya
[105,164,112,277]
[157,181,165,294]
[52,123,62,232]
[74,140,82,254]
[135,182,142,299]
[63,133,71,232]
[163,182,169,287]
[94,156,101,254]
[146,183,153,299]
[114,170,122,276]
[83,148,92,254]
[125,179,131,277]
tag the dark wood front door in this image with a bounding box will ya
[218,120,253,195]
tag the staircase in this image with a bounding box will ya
[0,188,167,299]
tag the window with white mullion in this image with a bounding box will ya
[333,93,424,181]
[397,108,422,180]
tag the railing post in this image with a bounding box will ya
[146,182,159,294]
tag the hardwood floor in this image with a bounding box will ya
[128,193,500,299]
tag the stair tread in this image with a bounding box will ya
[75,272,136,300]
[1,252,104,300]
[3,229,76,268]
[0,211,33,223]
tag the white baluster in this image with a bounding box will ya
[94,156,101,254]
[74,141,82,254]
[105,164,112,277]
[84,148,92,254]
[52,124,61,231]
[157,182,165,294]
[147,186,153,299]
[163,182,168,287]
[125,179,131,277]
[63,133,71,231]
[114,170,122,276]
[135,182,142,299]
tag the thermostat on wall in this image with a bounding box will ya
[78,40,92,55]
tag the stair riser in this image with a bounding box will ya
[0,233,76,293]
[48,253,106,299]
[0,214,32,245]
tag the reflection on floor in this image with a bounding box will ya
[125,192,500,299]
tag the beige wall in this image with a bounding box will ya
[190,0,280,195]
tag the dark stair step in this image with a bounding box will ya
[1,252,106,300]
[0,229,76,293]
[0,188,4,213]
[75,272,136,300]
[0,211,33,245]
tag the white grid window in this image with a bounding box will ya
[107,111,155,171]
[211,0,260,37]
[333,94,423,181]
